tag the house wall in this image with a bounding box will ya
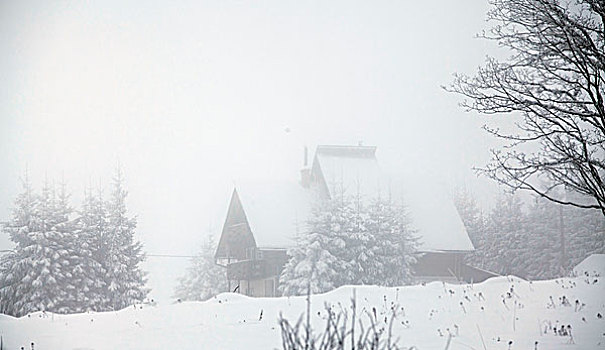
[233,277,278,297]
[413,251,496,283]
[413,252,465,281]
[226,249,288,297]
[460,264,498,283]
[227,250,489,295]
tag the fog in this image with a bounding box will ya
[1,0,502,302]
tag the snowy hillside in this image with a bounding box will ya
[2,274,604,349]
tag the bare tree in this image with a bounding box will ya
[448,0,605,215]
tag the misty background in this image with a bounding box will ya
[0,0,502,302]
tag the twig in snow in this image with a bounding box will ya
[476,324,487,350]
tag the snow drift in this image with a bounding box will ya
[1,273,604,349]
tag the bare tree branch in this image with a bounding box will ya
[446,0,605,215]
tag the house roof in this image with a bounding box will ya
[235,181,314,249]
[313,145,383,201]
[221,145,474,253]
[399,181,474,252]
[214,188,257,259]
[312,145,474,252]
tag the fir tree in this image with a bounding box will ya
[0,178,80,315]
[279,198,349,296]
[455,188,604,280]
[280,193,420,295]
[173,236,227,301]
[526,192,605,278]
[363,197,420,286]
[562,192,605,271]
[524,195,561,279]
[0,170,150,316]
[484,193,528,277]
[0,174,37,315]
[103,168,148,310]
[73,185,110,311]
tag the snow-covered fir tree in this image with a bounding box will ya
[342,191,371,285]
[523,194,562,279]
[560,192,605,271]
[483,193,528,277]
[103,168,148,310]
[0,174,37,316]
[279,193,419,296]
[173,236,227,301]
[279,198,351,296]
[362,196,420,286]
[0,178,81,316]
[523,192,605,279]
[0,170,149,316]
[457,188,604,280]
[72,185,111,311]
[50,181,95,313]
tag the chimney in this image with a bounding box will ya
[300,146,311,188]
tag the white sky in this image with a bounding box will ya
[0,0,502,301]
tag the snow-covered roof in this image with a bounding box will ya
[314,145,383,201]
[400,182,474,252]
[235,181,313,249]
[313,145,474,252]
[226,145,473,253]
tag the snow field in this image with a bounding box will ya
[1,274,604,349]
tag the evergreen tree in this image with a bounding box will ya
[0,174,38,315]
[334,192,366,285]
[516,191,604,280]
[455,188,604,280]
[0,178,80,316]
[103,168,148,310]
[363,197,420,286]
[173,236,227,301]
[1,172,37,248]
[279,198,350,296]
[73,185,110,311]
[280,193,420,295]
[0,170,150,316]
[524,195,560,279]
[483,193,528,277]
[562,192,605,271]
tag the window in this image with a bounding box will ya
[245,247,256,260]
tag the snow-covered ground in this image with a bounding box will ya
[2,258,604,350]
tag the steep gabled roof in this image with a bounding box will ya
[400,182,474,252]
[235,181,314,249]
[215,189,257,260]
[216,145,474,257]
[311,145,474,252]
[311,145,382,200]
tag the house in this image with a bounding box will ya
[215,145,495,297]
[214,182,312,297]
